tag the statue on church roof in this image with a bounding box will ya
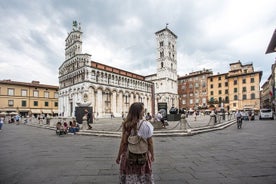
[72,20,81,31]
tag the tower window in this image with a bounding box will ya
[159,41,164,47]
[160,51,164,58]
[161,62,164,68]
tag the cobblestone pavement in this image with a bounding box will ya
[0,119,276,184]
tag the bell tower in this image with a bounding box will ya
[154,24,178,109]
[65,20,83,60]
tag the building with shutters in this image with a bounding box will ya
[0,79,58,117]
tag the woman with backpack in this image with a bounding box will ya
[116,102,154,183]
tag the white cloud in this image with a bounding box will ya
[0,0,276,86]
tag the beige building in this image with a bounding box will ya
[207,61,262,111]
[0,79,59,117]
[207,72,229,110]
[227,61,262,111]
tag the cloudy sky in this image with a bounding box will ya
[0,0,275,86]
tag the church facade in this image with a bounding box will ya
[58,22,178,118]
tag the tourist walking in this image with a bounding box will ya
[235,110,243,129]
[84,109,93,129]
[0,117,4,130]
[116,102,154,183]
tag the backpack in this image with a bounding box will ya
[127,121,148,166]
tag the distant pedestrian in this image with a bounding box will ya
[85,109,93,129]
[15,114,20,125]
[122,112,125,121]
[145,112,152,121]
[155,110,165,127]
[235,110,243,129]
[193,112,197,121]
[0,117,4,130]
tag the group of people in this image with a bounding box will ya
[56,120,80,135]
[145,111,167,128]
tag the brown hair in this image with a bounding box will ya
[123,102,144,132]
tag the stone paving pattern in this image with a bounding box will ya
[0,119,276,184]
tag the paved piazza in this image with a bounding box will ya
[0,119,276,184]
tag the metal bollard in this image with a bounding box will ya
[210,115,216,126]
[180,114,187,130]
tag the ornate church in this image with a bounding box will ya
[58,21,178,118]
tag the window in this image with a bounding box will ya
[8,100,14,106]
[243,94,247,100]
[210,78,213,82]
[251,93,255,99]
[21,89,27,96]
[8,88,14,96]
[22,100,27,107]
[210,91,214,95]
[218,83,221,88]
[210,84,213,89]
[225,96,229,103]
[234,80,237,85]
[45,102,49,107]
[55,102,58,107]
[34,101,38,106]
[242,79,246,84]
[251,86,255,91]
[250,78,254,83]
[234,95,238,100]
[159,41,163,47]
[190,99,193,104]
[189,84,193,89]
[202,81,206,88]
[160,51,164,58]
[219,97,222,103]
[44,92,49,98]
[219,90,222,94]
[195,83,199,88]
[242,87,246,92]
[33,90,39,97]
[225,82,228,87]
[234,88,237,93]
[218,76,221,80]
[54,92,59,98]
[225,89,228,94]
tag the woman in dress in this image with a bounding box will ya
[116,102,154,183]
